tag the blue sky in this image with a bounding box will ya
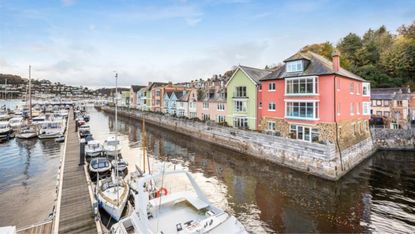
[0,0,414,88]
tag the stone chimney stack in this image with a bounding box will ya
[332,50,340,72]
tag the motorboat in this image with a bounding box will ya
[0,111,11,121]
[103,136,122,157]
[79,124,90,132]
[8,117,23,130]
[111,170,247,234]
[111,159,128,172]
[16,126,37,139]
[32,115,46,125]
[85,140,103,157]
[37,120,65,139]
[89,157,112,181]
[55,135,65,143]
[97,172,129,221]
[0,121,12,142]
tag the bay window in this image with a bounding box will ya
[285,76,318,95]
[285,101,319,120]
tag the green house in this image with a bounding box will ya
[225,65,270,130]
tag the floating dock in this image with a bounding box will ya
[53,109,98,233]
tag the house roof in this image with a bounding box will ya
[165,90,185,99]
[261,51,366,82]
[131,85,146,92]
[238,65,271,84]
[371,88,411,100]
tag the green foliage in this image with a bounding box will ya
[305,22,415,88]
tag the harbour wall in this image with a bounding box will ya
[99,106,377,181]
[371,128,415,150]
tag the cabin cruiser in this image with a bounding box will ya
[79,124,90,132]
[37,120,65,139]
[97,172,129,221]
[111,170,247,234]
[16,126,37,139]
[85,140,103,157]
[8,117,23,130]
[32,115,46,125]
[103,136,122,157]
[0,122,12,142]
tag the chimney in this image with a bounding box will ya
[332,50,340,72]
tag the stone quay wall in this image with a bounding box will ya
[371,128,415,150]
[99,106,376,180]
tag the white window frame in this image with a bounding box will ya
[217,103,225,111]
[285,76,319,96]
[362,102,371,115]
[362,83,370,96]
[268,102,276,111]
[268,82,276,91]
[234,100,247,112]
[350,103,354,116]
[203,102,209,110]
[267,121,276,131]
[286,60,303,72]
[285,100,319,120]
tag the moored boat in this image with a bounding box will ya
[111,170,247,234]
[16,126,37,139]
[37,120,65,139]
[103,136,122,157]
[85,140,103,157]
[9,117,23,130]
[97,172,129,221]
[0,121,12,142]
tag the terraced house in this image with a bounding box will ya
[226,66,270,130]
[258,51,371,150]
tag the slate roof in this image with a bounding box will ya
[239,65,271,84]
[371,88,411,100]
[165,90,185,100]
[261,51,366,82]
[131,85,146,92]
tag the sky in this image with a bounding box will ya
[0,0,414,88]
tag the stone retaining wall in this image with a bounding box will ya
[100,106,377,180]
[371,128,415,150]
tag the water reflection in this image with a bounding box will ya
[98,109,415,233]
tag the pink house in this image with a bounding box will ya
[258,51,371,150]
[196,78,227,123]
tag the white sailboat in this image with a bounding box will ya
[111,170,247,234]
[0,121,12,142]
[96,72,129,221]
[16,66,38,140]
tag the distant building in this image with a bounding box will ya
[371,87,411,128]
[130,85,146,109]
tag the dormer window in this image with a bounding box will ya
[286,60,303,72]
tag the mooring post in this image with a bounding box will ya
[79,138,86,166]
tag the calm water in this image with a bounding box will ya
[1,106,415,233]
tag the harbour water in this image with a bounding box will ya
[0,106,414,233]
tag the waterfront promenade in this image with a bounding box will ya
[54,109,97,233]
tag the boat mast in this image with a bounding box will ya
[114,72,119,205]
[28,65,32,121]
[141,117,146,173]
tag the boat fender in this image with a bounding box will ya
[155,187,168,197]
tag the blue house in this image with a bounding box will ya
[163,91,185,115]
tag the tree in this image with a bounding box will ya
[398,21,415,39]
[337,33,362,68]
[301,41,334,60]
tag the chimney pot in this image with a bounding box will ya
[332,50,340,72]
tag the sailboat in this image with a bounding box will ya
[16,66,37,139]
[111,170,247,234]
[96,72,129,221]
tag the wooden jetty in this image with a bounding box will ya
[17,221,53,234]
[53,109,98,233]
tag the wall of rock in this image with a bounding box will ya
[100,107,377,180]
[371,128,415,150]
